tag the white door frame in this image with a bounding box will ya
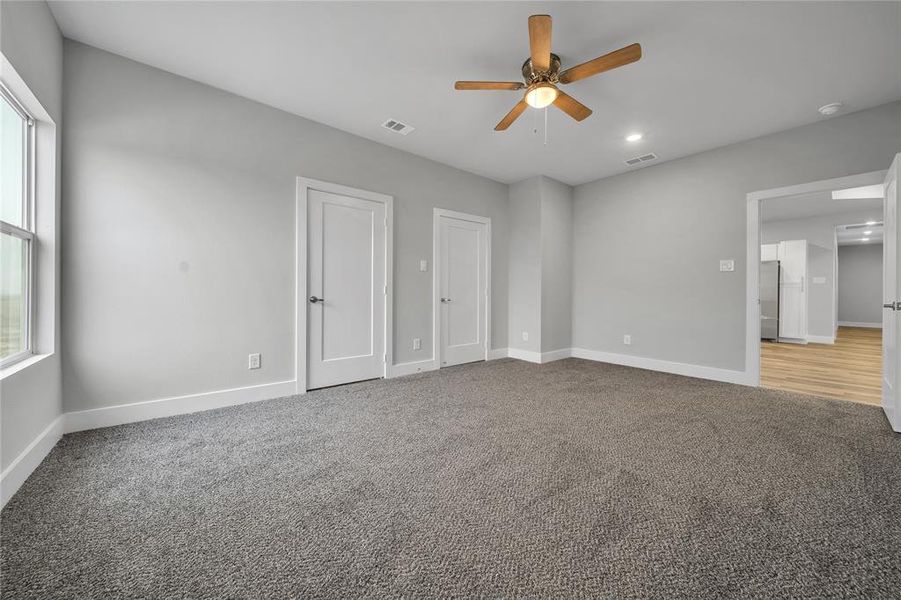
[296,177,394,393]
[744,170,886,386]
[432,208,491,367]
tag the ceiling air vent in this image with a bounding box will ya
[624,152,658,167]
[382,118,415,136]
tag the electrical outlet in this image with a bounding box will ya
[412,338,421,351]
[248,353,261,369]
[522,331,529,342]
[419,260,428,272]
[623,335,632,346]
[719,259,735,272]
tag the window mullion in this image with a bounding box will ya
[0,220,34,240]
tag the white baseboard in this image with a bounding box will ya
[507,347,571,364]
[570,347,753,386]
[778,338,808,345]
[388,358,438,378]
[1,415,64,509]
[487,347,508,361]
[507,347,541,363]
[391,350,510,376]
[65,380,298,434]
[838,321,882,329]
[540,348,572,363]
[806,335,835,345]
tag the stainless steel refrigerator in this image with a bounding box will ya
[760,260,780,341]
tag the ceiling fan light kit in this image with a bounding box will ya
[454,14,641,131]
[525,82,559,109]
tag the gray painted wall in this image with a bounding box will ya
[0,0,63,472]
[507,175,574,354]
[507,177,542,353]
[573,101,901,371]
[540,177,573,353]
[761,208,882,340]
[62,41,510,412]
[838,244,883,325]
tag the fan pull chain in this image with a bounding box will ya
[544,107,548,145]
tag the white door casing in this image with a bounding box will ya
[746,170,887,387]
[296,178,393,392]
[882,153,900,431]
[434,209,490,368]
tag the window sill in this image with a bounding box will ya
[0,352,53,381]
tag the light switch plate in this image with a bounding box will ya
[623,334,632,345]
[419,260,428,272]
[412,338,421,350]
[813,276,826,285]
[522,331,529,341]
[719,259,735,272]
[248,353,261,369]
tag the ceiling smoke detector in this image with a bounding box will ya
[818,102,843,116]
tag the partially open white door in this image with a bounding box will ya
[307,189,386,389]
[882,153,900,431]
[435,210,489,367]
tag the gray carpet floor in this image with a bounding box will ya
[2,358,901,598]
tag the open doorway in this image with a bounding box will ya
[754,178,884,404]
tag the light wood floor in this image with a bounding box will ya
[761,327,882,405]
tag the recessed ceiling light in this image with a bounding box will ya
[864,230,873,235]
[866,221,877,225]
[818,102,843,116]
[862,238,870,242]
[625,132,643,142]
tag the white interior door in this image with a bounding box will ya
[308,189,386,389]
[882,154,900,431]
[778,239,808,340]
[436,211,489,367]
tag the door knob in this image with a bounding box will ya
[309,296,324,304]
[440,297,452,303]
[884,302,897,310]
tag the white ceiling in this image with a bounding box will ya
[761,191,883,222]
[48,1,901,185]
[761,189,884,245]
[836,222,883,246]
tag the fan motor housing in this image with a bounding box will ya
[522,53,562,83]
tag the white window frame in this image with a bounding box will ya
[1,82,36,369]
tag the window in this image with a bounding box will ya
[0,83,34,367]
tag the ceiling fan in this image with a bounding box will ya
[454,15,641,131]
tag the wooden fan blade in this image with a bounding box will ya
[553,91,592,122]
[558,43,642,84]
[528,15,552,72]
[495,100,529,131]
[455,81,525,91]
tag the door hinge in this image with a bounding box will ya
[384,353,387,363]
[384,285,388,295]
